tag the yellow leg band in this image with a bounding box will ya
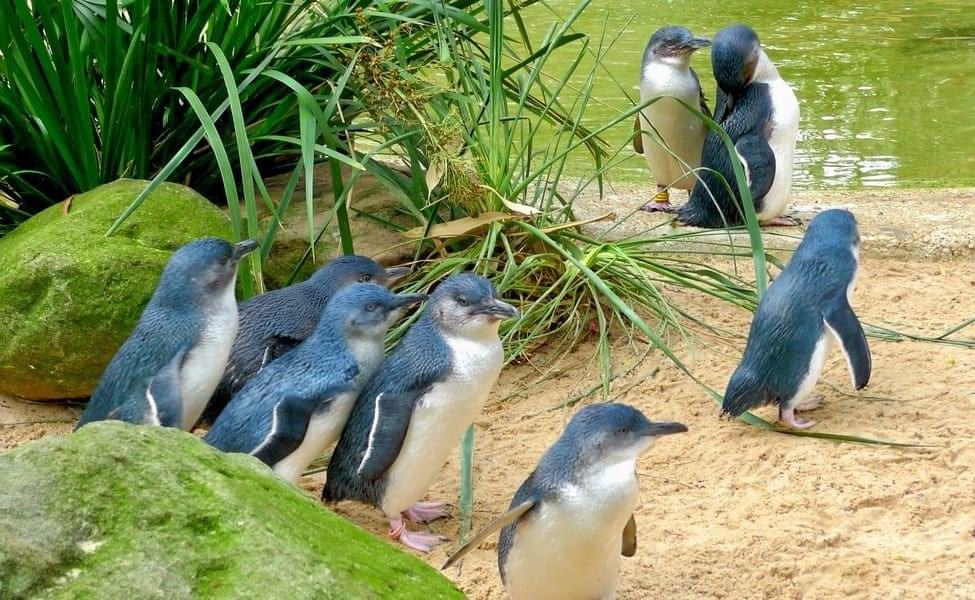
[653,189,669,202]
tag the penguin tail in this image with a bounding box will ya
[721,369,767,418]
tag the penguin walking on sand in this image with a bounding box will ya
[200,255,409,426]
[442,403,687,600]
[323,273,519,552]
[722,209,871,429]
[634,26,712,213]
[204,284,425,483]
[678,24,800,228]
[76,238,259,431]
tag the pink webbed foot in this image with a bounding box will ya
[760,215,802,227]
[795,395,823,412]
[640,201,677,213]
[405,501,450,523]
[779,406,815,430]
[389,516,446,553]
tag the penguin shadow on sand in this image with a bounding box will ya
[636,23,802,230]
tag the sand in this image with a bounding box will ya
[2,192,974,598]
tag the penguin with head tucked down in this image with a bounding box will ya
[199,255,409,426]
[323,273,519,552]
[634,25,711,213]
[677,24,800,228]
[76,238,259,431]
[441,403,687,600]
[722,209,870,429]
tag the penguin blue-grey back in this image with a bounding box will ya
[441,403,687,600]
[722,209,870,429]
[76,238,258,430]
[635,25,711,213]
[678,24,800,228]
[200,255,408,426]
[323,273,519,552]
[204,283,425,483]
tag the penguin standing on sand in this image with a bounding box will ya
[323,273,519,552]
[76,238,259,430]
[442,404,687,600]
[204,284,425,483]
[634,26,711,212]
[678,24,800,228]
[722,209,870,429]
[200,255,409,426]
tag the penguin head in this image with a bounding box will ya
[427,273,519,336]
[561,403,687,467]
[156,238,258,304]
[711,24,764,93]
[310,255,410,289]
[325,282,426,340]
[805,209,860,249]
[645,26,711,64]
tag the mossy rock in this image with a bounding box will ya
[0,423,465,599]
[0,180,233,400]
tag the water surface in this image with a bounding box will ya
[524,0,975,188]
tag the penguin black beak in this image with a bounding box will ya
[382,266,411,284]
[687,37,711,51]
[232,239,260,261]
[475,299,520,321]
[393,293,426,309]
[642,421,688,437]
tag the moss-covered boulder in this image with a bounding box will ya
[0,180,233,400]
[0,423,464,599]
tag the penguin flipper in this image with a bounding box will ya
[621,513,637,557]
[689,66,712,118]
[145,348,189,427]
[263,334,303,367]
[632,114,644,154]
[441,500,535,570]
[357,391,419,480]
[251,385,352,467]
[735,134,776,203]
[824,300,871,390]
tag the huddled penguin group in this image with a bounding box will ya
[71,22,876,600]
[637,23,801,227]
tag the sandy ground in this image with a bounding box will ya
[2,192,975,598]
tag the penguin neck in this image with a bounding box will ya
[643,54,692,79]
[751,50,780,84]
[439,320,502,345]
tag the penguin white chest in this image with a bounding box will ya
[639,62,707,189]
[380,334,504,516]
[179,284,239,430]
[757,77,800,219]
[504,461,640,600]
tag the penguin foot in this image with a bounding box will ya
[389,516,445,552]
[405,501,450,523]
[778,407,815,430]
[760,215,802,227]
[795,395,823,412]
[640,201,677,214]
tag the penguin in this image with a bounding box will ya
[76,238,259,430]
[677,24,800,228]
[323,273,519,552]
[722,209,871,429]
[441,403,687,600]
[199,255,409,426]
[204,283,425,483]
[634,26,712,213]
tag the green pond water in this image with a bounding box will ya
[524,0,975,189]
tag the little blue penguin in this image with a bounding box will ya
[323,273,519,552]
[441,403,687,600]
[678,24,800,228]
[76,238,259,431]
[722,209,871,429]
[204,283,425,483]
[200,255,409,426]
[634,25,711,213]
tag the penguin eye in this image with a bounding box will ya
[616,428,630,436]
[365,303,378,312]
[359,274,372,282]
[457,297,469,307]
